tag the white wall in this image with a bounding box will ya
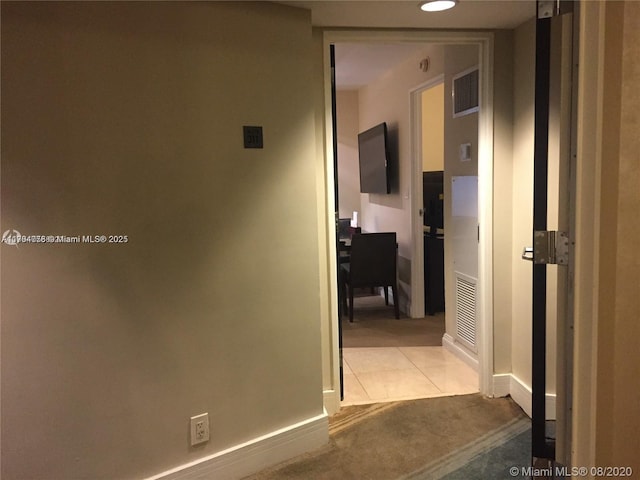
[357,44,445,305]
[336,90,362,218]
[1,3,325,479]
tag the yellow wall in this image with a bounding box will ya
[421,83,445,172]
[0,2,325,479]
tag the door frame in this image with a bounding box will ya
[409,74,445,319]
[321,30,495,411]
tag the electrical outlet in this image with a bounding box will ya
[190,413,209,446]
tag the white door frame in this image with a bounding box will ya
[322,30,495,409]
[409,74,445,320]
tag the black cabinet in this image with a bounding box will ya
[424,233,445,316]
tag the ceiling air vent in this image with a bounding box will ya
[452,67,479,118]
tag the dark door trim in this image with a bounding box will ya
[329,44,344,401]
[532,10,553,459]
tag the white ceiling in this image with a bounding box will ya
[277,1,535,89]
[334,43,431,90]
[278,0,535,29]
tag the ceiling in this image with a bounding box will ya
[278,1,535,29]
[277,1,535,89]
[334,43,432,90]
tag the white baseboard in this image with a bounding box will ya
[508,374,534,417]
[492,373,556,420]
[492,373,512,398]
[442,333,479,372]
[397,279,412,317]
[146,412,328,480]
[386,281,410,316]
[323,388,340,416]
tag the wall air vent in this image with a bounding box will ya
[452,67,479,118]
[455,272,477,352]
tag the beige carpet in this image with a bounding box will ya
[242,394,529,480]
[342,294,445,348]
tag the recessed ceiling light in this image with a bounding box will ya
[420,0,457,12]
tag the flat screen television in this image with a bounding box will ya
[358,122,390,194]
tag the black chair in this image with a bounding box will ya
[340,232,400,322]
[338,218,352,240]
[337,219,361,265]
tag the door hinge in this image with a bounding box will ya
[533,230,569,265]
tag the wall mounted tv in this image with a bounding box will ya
[358,122,390,194]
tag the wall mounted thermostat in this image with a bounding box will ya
[459,143,472,162]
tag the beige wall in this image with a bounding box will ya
[594,0,640,472]
[311,29,337,410]
[421,83,445,172]
[336,90,362,218]
[509,19,535,389]
[442,44,479,338]
[571,1,603,465]
[510,16,569,403]
[492,30,514,375]
[0,3,325,479]
[493,19,568,400]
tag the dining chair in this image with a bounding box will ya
[338,218,352,240]
[340,232,400,322]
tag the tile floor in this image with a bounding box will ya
[342,346,479,405]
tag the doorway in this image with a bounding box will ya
[321,14,578,467]
[327,33,492,407]
[412,77,445,319]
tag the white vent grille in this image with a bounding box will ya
[455,273,477,351]
[453,68,479,117]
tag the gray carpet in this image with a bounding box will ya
[439,428,531,479]
[406,418,531,479]
[342,294,445,348]
[242,394,530,480]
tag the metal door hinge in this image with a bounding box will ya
[534,230,569,265]
[522,231,569,265]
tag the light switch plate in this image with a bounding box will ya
[243,126,263,149]
[459,143,471,162]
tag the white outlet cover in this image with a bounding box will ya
[190,413,210,446]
